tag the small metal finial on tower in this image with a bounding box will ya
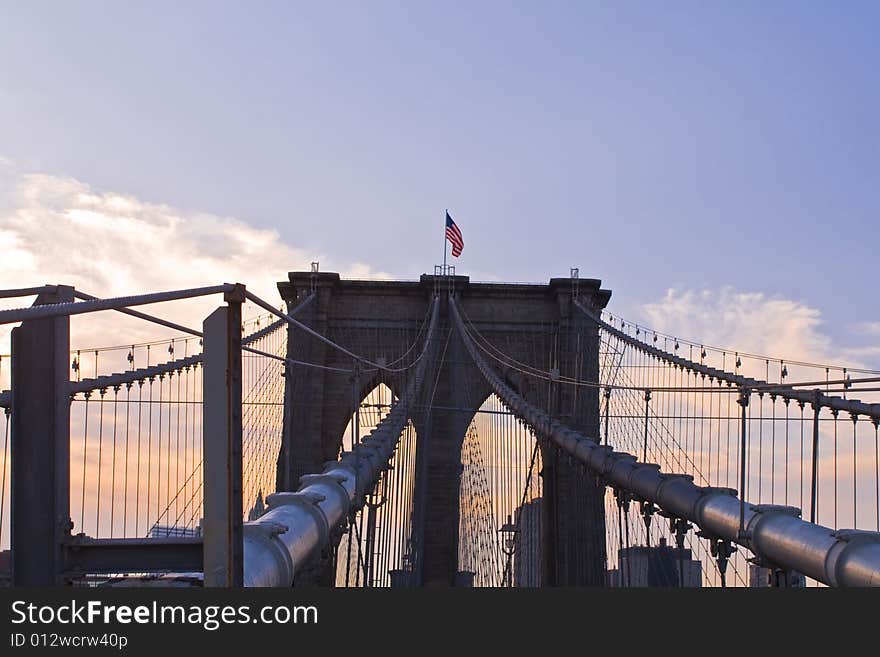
[310,261,319,293]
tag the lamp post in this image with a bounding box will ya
[498,514,518,588]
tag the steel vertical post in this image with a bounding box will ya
[11,286,74,585]
[738,387,749,538]
[202,285,244,587]
[810,390,821,524]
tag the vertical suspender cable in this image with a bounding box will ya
[110,387,119,537]
[96,388,106,536]
[770,394,776,503]
[833,409,839,528]
[135,380,144,536]
[852,415,858,529]
[810,394,820,524]
[757,392,764,503]
[875,421,879,531]
[80,392,91,533]
[123,383,132,536]
[784,399,790,507]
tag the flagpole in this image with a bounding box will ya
[443,209,448,274]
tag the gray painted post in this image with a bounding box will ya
[810,391,821,525]
[202,285,244,587]
[11,285,74,585]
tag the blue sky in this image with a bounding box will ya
[0,1,877,362]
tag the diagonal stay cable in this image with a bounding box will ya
[575,300,880,422]
[245,290,435,375]
[597,309,880,376]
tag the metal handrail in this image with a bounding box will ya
[240,296,440,587]
[0,284,237,325]
[575,299,880,423]
[0,285,58,299]
[69,354,203,395]
[4,293,313,398]
[453,296,880,587]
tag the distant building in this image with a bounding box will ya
[101,573,202,588]
[607,537,702,587]
[149,524,201,538]
[513,498,542,587]
[749,563,806,587]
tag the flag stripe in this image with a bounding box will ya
[445,228,463,246]
[445,211,464,257]
[445,229,463,256]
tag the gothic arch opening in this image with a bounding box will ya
[335,383,419,587]
[457,393,543,587]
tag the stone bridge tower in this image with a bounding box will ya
[276,271,612,586]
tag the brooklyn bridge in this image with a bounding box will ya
[1,267,878,588]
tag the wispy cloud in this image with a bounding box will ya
[856,321,880,337]
[638,287,879,372]
[0,172,388,361]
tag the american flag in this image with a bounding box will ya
[445,211,464,257]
